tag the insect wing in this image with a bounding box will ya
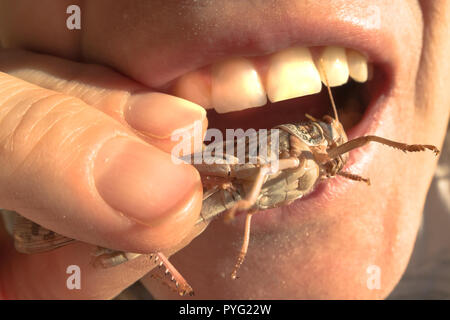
[12,213,75,254]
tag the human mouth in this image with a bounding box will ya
[164,43,389,226]
[167,43,383,160]
[133,3,412,231]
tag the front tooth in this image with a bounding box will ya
[316,46,349,87]
[173,70,212,109]
[266,47,322,103]
[211,57,267,113]
[346,49,368,83]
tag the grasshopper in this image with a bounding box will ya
[0,63,440,296]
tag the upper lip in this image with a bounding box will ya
[136,2,397,89]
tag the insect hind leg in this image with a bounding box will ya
[223,165,271,223]
[338,171,371,185]
[231,211,255,280]
[224,158,301,223]
[327,135,440,159]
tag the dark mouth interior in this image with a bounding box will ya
[206,65,385,134]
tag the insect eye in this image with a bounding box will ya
[322,115,334,124]
[318,122,334,141]
[330,125,338,139]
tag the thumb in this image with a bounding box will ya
[0,70,203,253]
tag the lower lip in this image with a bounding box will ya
[229,70,391,229]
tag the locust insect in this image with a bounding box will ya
[0,62,440,296]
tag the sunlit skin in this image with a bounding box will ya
[0,0,449,299]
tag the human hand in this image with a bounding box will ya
[0,49,207,299]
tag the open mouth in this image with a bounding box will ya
[121,1,404,231]
[159,44,391,226]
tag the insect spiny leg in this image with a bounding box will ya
[155,252,194,296]
[401,144,440,155]
[338,171,371,185]
[231,255,245,280]
[327,135,440,159]
[231,212,254,280]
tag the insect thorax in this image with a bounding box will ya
[275,122,325,147]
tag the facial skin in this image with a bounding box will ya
[0,0,449,299]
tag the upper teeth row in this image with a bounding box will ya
[172,46,369,114]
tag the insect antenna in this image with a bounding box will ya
[305,113,318,122]
[319,59,339,121]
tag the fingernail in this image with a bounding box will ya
[94,137,200,225]
[125,92,206,139]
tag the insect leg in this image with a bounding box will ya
[95,250,194,296]
[327,135,440,159]
[223,166,271,222]
[92,248,143,268]
[337,171,371,185]
[154,252,194,296]
[231,211,254,280]
[224,157,300,222]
